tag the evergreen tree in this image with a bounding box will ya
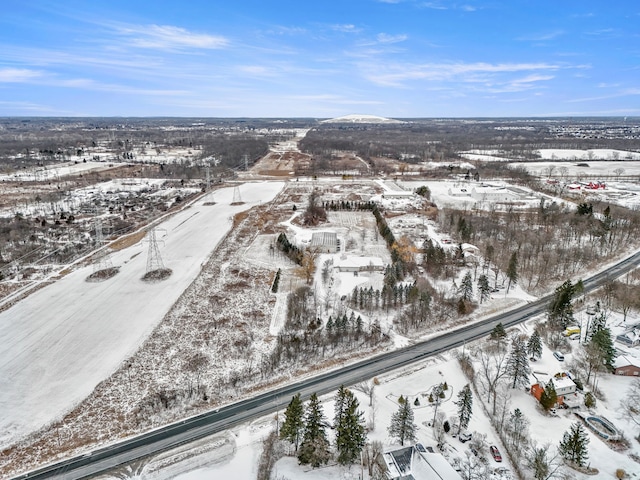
[298,393,331,467]
[506,252,518,293]
[477,274,491,303]
[526,331,543,360]
[459,271,474,301]
[506,408,529,454]
[388,400,417,446]
[584,391,596,409]
[490,322,507,340]
[559,422,590,467]
[335,389,367,464]
[587,306,607,341]
[590,328,616,371]
[527,445,556,480]
[548,280,576,329]
[507,336,531,389]
[539,381,558,411]
[334,385,348,428]
[280,393,305,451]
[455,384,473,431]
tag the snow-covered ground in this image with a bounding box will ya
[460,148,640,163]
[0,181,284,448]
[0,160,123,182]
[105,309,640,480]
[396,179,570,211]
[509,160,640,178]
[109,350,514,480]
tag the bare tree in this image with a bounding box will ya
[619,378,640,430]
[353,377,379,407]
[476,343,510,415]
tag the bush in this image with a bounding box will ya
[584,391,596,409]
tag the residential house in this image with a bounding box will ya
[384,445,461,480]
[614,355,640,376]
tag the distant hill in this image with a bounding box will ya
[320,114,405,124]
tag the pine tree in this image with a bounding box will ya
[507,336,531,389]
[506,408,529,454]
[334,385,348,428]
[526,331,543,360]
[335,390,367,464]
[388,400,417,446]
[459,271,474,301]
[298,393,331,467]
[590,328,616,371]
[559,422,590,467]
[539,381,558,411]
[548,279,576,329]
[506,252,518,293]
[455,384,473,431]
[477,274,491,303]
[280,393,305,451]
[490,322,507,340]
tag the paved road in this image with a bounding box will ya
[16,249,640,480]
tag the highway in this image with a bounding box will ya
[16,248,640,480]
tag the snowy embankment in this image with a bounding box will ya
[0,181,284,449]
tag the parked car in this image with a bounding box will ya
[553,351,565,361]
[490,445,502,462]
[459,431,472,443]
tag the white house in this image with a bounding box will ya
[532,372,577,396]
[384,445,461,480]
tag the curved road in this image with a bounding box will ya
[16,249,640,480]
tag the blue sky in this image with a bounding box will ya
[0,1,638,117]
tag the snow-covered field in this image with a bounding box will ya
[0,181,284,448]
[0,161,121,182]
[509,160,640,178]
[460,149,640,163]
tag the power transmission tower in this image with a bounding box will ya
[146,228,165,274]
[205,164,211,190]
[243,154,248,171]
[93,218,113,273]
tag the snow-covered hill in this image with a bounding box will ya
[320,114,405,124]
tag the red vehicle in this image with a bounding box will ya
[490,445,502,462]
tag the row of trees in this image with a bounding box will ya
[280,387,366,467]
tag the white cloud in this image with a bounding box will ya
[331,24,362,34]
[517,30,565,42]
[57,77,189,96]
[115,24,229,51]
[366,62,562,87]
[376,33,408,44]
[422,2,448,10]
[0,68,43,82]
